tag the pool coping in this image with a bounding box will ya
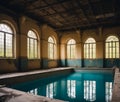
[112,68,120,102]
[0,67,74,79]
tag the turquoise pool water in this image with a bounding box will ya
[10,71,113,102]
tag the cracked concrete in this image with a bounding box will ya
[0,87,66,102]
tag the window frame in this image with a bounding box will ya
[0,23,14,58]
[84,38,96,59]
[67,39,76,59]
[105,36,119,58]
[48,36,56,60]
[27,30,38,59]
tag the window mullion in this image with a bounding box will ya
[4,33,6,57]
[33,39,35,58]
[92,43,93,59]
[12,34,14,57]
[88,43,90,59]
[115,42,116,58]
[29,38,31,59]
[70,45,71,59]
[111,41,114,58]
[53,43,54,59]
[108,42,109,58]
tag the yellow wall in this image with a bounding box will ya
[0,13,59,73]
[0,11,120,73]
[41,24,59,68]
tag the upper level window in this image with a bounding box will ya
[48,37,55,59]
[67,39,76,59]
[0,23,14,58]
[105,36,119,58]
[84,38,96,59]
[27,30,38,59]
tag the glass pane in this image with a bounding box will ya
[93,44,96,58]
[84,38,96,59]
[67,45,71,58]
[6,34,12,57]
[27,38,30,58]
[0,24,12,33]
[28,30,37,39]
[106,37,119,58]
[48,37,54,43]
[106,36,118,42]
[49,43,54,59]
[71,45,75,58]
[34,40,37,58]
[30,39,34,58]
[84,45,87,58]
[0,24,13,58]
[0,32,4,57]
[85,38,95,43]
[67,39,76,59]
[67,39,76,44]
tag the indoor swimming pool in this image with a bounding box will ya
[10,71,113,102]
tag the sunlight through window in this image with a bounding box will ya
[67,39,76,59]
[48,37,55,59]
[27,30,38,59]
[0,23,14,58]
[84,38,96,59]
[105,36,119,58]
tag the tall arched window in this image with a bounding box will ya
[0,23,14,58]
[105,36,119,58]
[84,38,96,59]
[67,39,76,59]
[48,37,55,59]
[27,30,38,59]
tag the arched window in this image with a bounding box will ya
[27,30,38,59]
[84,38,96,59]
[67,39,76,59]
[105,36,119,58]
[48,37,55,59]
[0,23,14,58]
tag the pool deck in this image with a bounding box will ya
[0,67,118,102]
[112,68,120,102]
[0,87,65,102]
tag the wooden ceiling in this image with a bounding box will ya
[0,0,120,31]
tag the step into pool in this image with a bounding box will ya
[9,71,113,102]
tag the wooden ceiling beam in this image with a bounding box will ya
[43,0,64,26]
[87,0,98,23]
[43,6,80,17]
[28,0,71,11]
[56,20,120,31]
[76,0,90,25]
